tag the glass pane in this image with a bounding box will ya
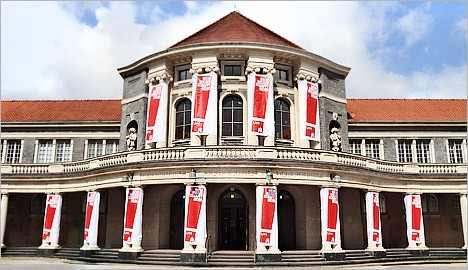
[233,108,243,122]
[223,109,232,122]
[223,123,232,136]
[184,111,191,125]
[233,123,243,136]
[175,127,183,140]
[176,112,184,125]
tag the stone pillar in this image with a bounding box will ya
[404,194,428,256]
[80,191,101,257]
[364,191,386,257]
[460,193,467,249]
[119,187,144,260]
[255,185,281,262]
[319,187,345,260]
[39,194,62,256]
[1,193,9,250]
[181,185,207,263]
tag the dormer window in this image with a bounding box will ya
[275,69,289,81]
[178,69,192,81]
[224,65,242,76]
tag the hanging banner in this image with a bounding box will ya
[365,192,382,245]
[184,185,207,245]
[320,188,340,245]
[256,186,278,246]
[83,191,100,246]
[123,188,143,245]
[146,82,169,143]
[298,80,320,141]
[248,73,274,136]
[42,194,62,243]
[405,194,425,244]
[191,73,218,135]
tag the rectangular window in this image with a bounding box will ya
[416,140,431,163]
[448,140,464,163]
[275,69,289,81]
[5,140,22,164]
[365,139,380,159]
[55,140,71,162]
[398,140,413,163]
[348,139,362,155]
[105,140,119,155]
[178,69,192,81]
[37,140,54,163]
[88,140,103,159]
[224,65,242,76]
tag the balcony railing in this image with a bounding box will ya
[1,146,466,175]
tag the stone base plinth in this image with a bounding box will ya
[38,248,59,257]
[255,253,281,262]
[407,249,429,257]
[368,250,386,258]
[80,249,99,257]
[118,251,141,260]
[180,252,206,263]
[322,252,346,261]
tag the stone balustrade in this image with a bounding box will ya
[1,146,466,175]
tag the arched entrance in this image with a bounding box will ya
[218,189,248,250]
[278,190,296,250]
[169,190,185,249]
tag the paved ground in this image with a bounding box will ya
[0,257,466,270]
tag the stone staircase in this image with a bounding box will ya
[54,247,81,259]
[281,250,325,264]
[87,248,120,262]
[136,249,180,264]
[207,250,255,265]
[428,247,467,260]
[2,247,38,257]
[344,250,374,262]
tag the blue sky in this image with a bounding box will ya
[1,1,466,100]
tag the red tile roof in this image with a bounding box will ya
[347,99,467,122]
[170,11,302,49]
[2,100,121,122]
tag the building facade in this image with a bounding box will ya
[1,11,466,264]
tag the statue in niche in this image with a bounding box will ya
[330,127,342,152]
[126,127,137,151]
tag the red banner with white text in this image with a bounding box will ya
[83,191,100,246]
[191,73,218,136]
[405,194,425,244]
[365,192,382,245]
[298,80,320,141]
[320,188,340,245]
[248,73,274,136]
[146,82,168,143]
[123,188,143,245]
[256,186,278,246]
[42,194,62,243]
[184,185,207,245]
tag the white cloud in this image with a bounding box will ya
[451,18,467,40]
[1,1,466,101]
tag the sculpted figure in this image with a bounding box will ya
[330,127,342,152]
[126,127,137,151]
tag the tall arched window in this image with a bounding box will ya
[422,194,439,214]
[222,95,243,137]
[175,99,192,140]
[275,99,291,140]
[379,194,387,214]
[30,194,46,214]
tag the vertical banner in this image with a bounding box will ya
[365,192,382,245]
[298,80,320,141]
[184,185,207,245]
[146,82,169,143]
[320,188,341,245]
[248,73,274,136]
[83,191,100,246]
[42,194,62,243]
[256,186,278,246]
[191,73,218,136]
[404,194,425,244]
[122,188,144,245]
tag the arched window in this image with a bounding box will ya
[422,194,439,214]
[30,194,46,214]
[7,194,16,214]
[453,195,461,215]
[222,96,243,137]
[175,99,192,140]
[379,194,387,214]
[274,99,291,140]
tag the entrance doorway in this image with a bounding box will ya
[218,189,248,250]
[169,190,185,249]
[278,190,296,250]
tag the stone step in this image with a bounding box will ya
[137,257,180,262]
[282,257,326,262]
[139,253,180,258]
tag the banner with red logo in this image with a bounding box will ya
[404,194,425,244]
[83,191,100,246]
[365,192,382,245]
[256,186,278,246]
[298,80,320,141]
[184,185,207,245]
[191,73,218,136]
[320,188,341,245]
[145,82,169,143]
[42,194,62,243]
[248,73,274,136]
[123,188,143,245]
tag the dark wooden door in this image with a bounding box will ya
[219,190,247,250]
[278,190,296,250]
[169,190,185,249]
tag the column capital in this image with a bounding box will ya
[146,72,173,85]
[245,65,275,75]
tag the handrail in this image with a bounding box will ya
[205,234,211,263]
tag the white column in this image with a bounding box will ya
[81,191,101,251]
[255,185,280,254]
[120,187,144,252]
[460,193,467,249]
[319,187,343,253]
[39,194,62,249]
[404,194,427,250]
[1,193,9,248]
[365,191,385,251]
[182,185,207,253]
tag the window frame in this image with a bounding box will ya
[85,139,119,159]
[220,61,245,81]
[174,98,192,141]
[447,139,466,164]
[396,139,434,163]
[35,139,73,163]
[2,139,23,164]
[273,64,293,86]
[174,64,192,86]
[274,98,292,141]
[221,95,244,137]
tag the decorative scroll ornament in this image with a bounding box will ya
[145,73,173,85]
[189,66,221,75]
[245,66,276,75]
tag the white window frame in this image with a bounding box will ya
[348,138,383,159]
[34,139,73,163]
[221,60,246,81]
[396,139,434,163]
[1,139,24,164]
[447,139,466,164]
[174,64,192,86]
[274,64,293,87]
[85,139,118,159]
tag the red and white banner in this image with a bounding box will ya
[320,188,341,245]
[191,73,218,136]
[123,188,144,245]
[365,192,382,245]
[83,191,100,246]
[248,73,274,136]
[404,194,425,244]
[146,82,169,143]
[298,80,320,141]
[184,185,207,245]
[42,194,62,243]
[256,186,278,246]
